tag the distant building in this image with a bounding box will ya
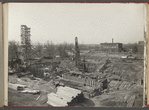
[100,43,123,52]
[138,41,144,56]
[138,41,144,45]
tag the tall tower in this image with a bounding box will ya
[20,25,31,63]
[21,25,31,45]
[75,37,80,68]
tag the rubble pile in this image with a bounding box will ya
[58,60,79,72]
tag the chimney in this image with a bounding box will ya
[112,38,114,43]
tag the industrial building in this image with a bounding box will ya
[100,38,123,52]
[100,43,123,52]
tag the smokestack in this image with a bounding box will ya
[112,38,114,43]
[75,37,78,42]
[75,37,78,51]
[75,37,80,68]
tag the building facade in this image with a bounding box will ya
[137,41,144,57]
[138,41,144,45]
[100,43,123,52]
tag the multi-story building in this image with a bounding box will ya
[100,43,123,52]
[138,41,144,45]
[138,41,144,57]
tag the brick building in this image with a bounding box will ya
[100,43,123,52]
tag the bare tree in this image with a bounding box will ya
[45,40,55,57]
[58,42,68,58]
[34,42,43,57]
[123,43,138,53]
[8,40,19,60]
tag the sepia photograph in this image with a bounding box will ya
[8,3,145,107]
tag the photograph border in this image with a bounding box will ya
[1,0,149,110]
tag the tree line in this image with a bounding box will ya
[8,40,144,60]
[8,40,74,60]
[123,43,144,55]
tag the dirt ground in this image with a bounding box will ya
[8,88,49,106]
[8,52,144,107]
[8,87,95,107]
[8,73,95,107]
[91,88,143,107]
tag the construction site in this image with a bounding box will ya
[8,25,144,107]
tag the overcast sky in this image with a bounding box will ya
[8,3,145,44]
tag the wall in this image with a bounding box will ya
[100,43,123,52]
[63,74,107,89]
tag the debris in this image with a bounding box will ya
[9,78,28,85]
[8,46,143,107]
[36,95,41,101]
[121,55,127,59]
[8,70,15,74]
[124,94,129,102]
[9,83,28,91]
[41,98,48,105]
[127,95,136,107]
[21,89,40,94]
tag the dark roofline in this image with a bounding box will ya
[100,43,123,45]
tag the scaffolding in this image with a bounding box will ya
[21,25,31,45]
[20,25,31,65]
[20,25,40,66]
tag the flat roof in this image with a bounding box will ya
[100,43,122,45]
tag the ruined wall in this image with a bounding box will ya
[62,74,107,89]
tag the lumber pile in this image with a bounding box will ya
[47,93,68,106]
[47,86,84,106]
